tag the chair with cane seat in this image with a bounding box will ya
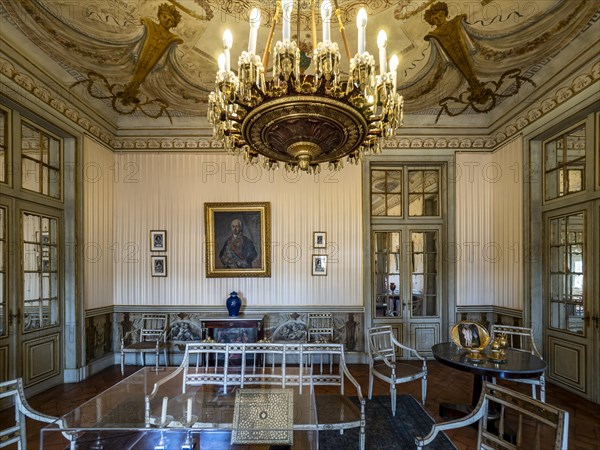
[120,313,169,375]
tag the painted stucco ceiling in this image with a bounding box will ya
[0,0,598,137]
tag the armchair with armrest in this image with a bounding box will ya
[367,325,427,416]
[491,324,546,402]
[120,313,169,375]
[0,378,68,450]
[415,382,568,450]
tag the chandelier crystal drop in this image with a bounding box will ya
[208,0,404,174]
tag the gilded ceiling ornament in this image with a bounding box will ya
[423,2,535,122]
[72,71,172,120]
[72,4,184,120]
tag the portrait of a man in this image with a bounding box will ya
[205,202,271,277]
[219,218,258,268]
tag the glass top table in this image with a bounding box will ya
[41,366,318,449]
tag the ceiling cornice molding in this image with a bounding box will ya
[0,56,115,144]
[112,137,224,152]
[383,60,600,151]
[2,55,598,153]
[110,60,600,153]
[489,60,600,146]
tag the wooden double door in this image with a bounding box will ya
[370,225,444,358]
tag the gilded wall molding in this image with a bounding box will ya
[0,57,114,144]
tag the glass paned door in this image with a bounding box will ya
[544,204,596,400]
[549,212,584,334]
[22,212,59,331]
[0,207,5,338]
[373,231,402,318]
[411,231,438,317]
[544,124,586,201]
[373,227,440,320]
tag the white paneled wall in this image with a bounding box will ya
[491,139,523,309]
[112,152,363,307]
[455,139,523,308]
[83,136,114,309]
[456,152,494,305]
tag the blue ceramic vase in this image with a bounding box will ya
[226,291,241,317]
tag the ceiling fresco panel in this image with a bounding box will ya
[0,0,598,132]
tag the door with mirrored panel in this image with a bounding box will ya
[544,205,597,401]
[12,209,63,387]
[541,118,599,403]
[369,165,445,358]
[1,104,66,389]
[0,205,8,380]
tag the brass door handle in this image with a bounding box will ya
[583,315,590,325]
[583,315,600,328]
[8,309,20,326]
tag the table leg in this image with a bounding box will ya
[472,374,484,406]
[439,374,486,419]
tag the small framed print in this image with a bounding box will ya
[311,255,327,276]
[313,231,326,249]
[151,255,167,277]
[150,230,167,252]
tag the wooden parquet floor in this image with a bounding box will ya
[3,361,600,449]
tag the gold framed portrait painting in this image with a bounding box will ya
[205,202,271,278]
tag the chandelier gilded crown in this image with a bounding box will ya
[208,0,403,174]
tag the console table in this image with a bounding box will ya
[200,315,265,343]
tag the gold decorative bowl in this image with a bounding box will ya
[451,321,491,360]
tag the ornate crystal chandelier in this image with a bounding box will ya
[208,0,403,174]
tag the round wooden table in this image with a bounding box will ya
[431,342,546,417]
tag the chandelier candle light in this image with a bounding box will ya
[208,0,404,174]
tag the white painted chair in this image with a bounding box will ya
[120,313,169,375]
[491,324,546,402]
[415,382,568,450]
[0,378,64,450]
[307,312,334,343]
[367,325,427,416]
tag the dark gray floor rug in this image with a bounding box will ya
[319,395,457,450]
